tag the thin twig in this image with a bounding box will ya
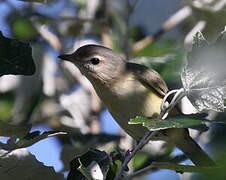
[127,162,221,179]
[160,89,179,115]
[32,22,62,51]
[161,88,186,118]
[58,16,106,23]
[125,154,188,179]
[113,131,159,180]
[128,0,143,14]
[132,6,192,52]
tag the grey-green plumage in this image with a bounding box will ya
[59,44,215,167]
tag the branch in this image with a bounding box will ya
[127,0,143,14]
[132,6,192,52]
[160,88,186,118]
[113,131,159,180]
[127,162,221,178]
[153,162,221,173]
[31,22,62,51]
[125,154,188,179]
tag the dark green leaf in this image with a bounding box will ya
[105,161,121,180]
[0,31,36,76]
[67,148,110,180]
[129,116,217,131]
[0,131,66,151]
[0,149,64,180]
[0,121,31,137]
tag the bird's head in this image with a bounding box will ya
[58,44,126,83]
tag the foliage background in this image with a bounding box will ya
[1,0,226,179]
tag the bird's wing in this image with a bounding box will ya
[126,62,168,97]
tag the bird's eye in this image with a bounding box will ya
[90,57,100,65]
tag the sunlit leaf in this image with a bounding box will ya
[181,67,226,112]
[133,152,150,170]
[129,116,214,131]
[181,31,226,112]
[0,31,35,76]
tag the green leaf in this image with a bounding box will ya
[129,116,215,131]
[105,160,122,180]
[0,149,64,180]
[135,44,173,57]
[67,148,110,180]
[0,31,36,76]
[0,97,13,119]
[77,158,93,180]
[12,18,38,40]
[133,152,150,170]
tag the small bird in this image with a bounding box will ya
[59,44,215,166]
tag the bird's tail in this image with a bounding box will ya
[174,131,216,167]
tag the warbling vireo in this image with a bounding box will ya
[59,44,215,166]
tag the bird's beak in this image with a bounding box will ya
[58,54,74,62]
